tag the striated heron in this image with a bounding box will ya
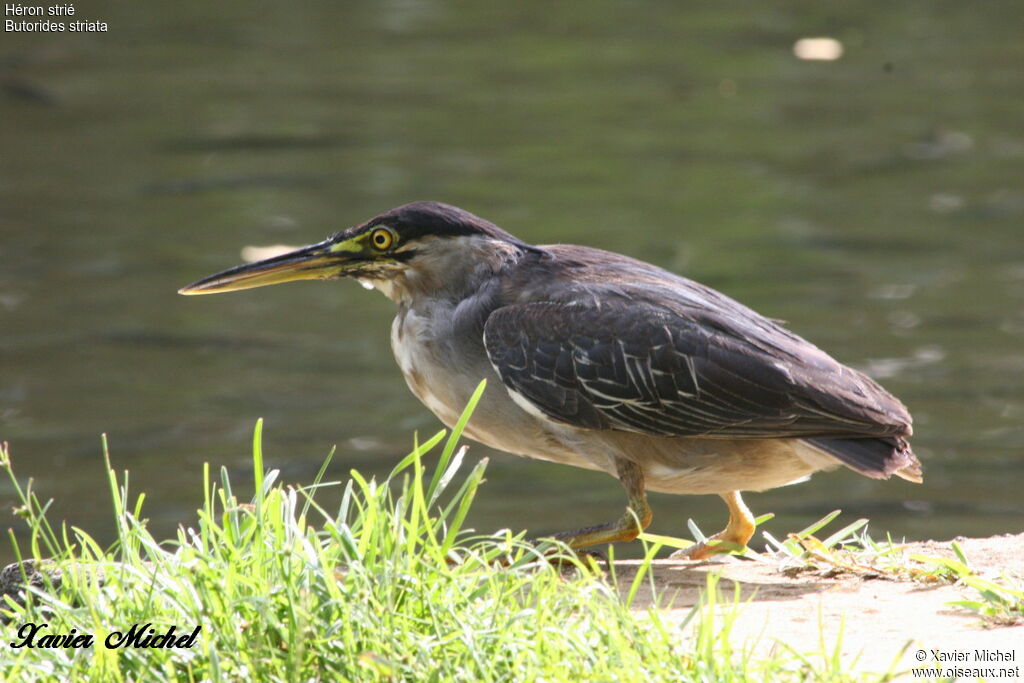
[180,201,921,559]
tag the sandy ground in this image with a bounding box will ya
[613,533,1024,677]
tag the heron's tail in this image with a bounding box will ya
[805,436,922,483]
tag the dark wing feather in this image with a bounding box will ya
[483,300,911,440]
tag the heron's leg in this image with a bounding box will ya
[548,458,652,549]
[671,490,755,560]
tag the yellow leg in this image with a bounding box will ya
[671,491,756,560]
[550,458,652,548]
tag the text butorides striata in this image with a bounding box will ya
[180,202,921,558]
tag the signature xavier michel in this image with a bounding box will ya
[9,622,200,650]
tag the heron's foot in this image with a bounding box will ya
[669,528,751,561]
[533,458,653,568]
[669,491,756,561]
[552,499,652,543]
[528,518,636,566]
[549,515,645,549]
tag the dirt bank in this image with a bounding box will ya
[614,533,1023,676]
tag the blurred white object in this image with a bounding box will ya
[793,37,844,61]
[241,245,300,262]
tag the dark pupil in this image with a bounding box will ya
[375,232,387,246]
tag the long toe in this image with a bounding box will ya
[670,491,756,560]
[668,529,750,561]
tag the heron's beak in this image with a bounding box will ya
[179,239,361,295]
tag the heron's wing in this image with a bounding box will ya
[482,301,910,439]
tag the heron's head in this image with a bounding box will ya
[179,201,537,302]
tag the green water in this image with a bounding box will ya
[2,2,1022,561]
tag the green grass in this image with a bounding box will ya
[2,382,904,682]
[912,544,1024,626]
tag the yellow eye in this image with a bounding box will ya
[370,227,395,251]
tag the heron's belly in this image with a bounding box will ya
[580,430,841,495]
[390,310,840,495]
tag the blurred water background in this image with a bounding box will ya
[2,2,1022,562]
